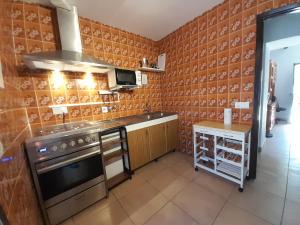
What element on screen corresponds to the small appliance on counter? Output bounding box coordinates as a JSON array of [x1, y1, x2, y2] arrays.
[[25, 121, 131, 225]]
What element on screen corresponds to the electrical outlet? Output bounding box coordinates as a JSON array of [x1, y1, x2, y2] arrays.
[[102, 106, 109, 113], [0, 58, 4, 89], [235, 102, 250, 109], [0, 141, 4, 157]]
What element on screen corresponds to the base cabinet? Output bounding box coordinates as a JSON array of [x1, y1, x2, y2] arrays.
[[127, 128, 150, 170], [127, 119, 178, 170], [149, 123, 167, 160], [166, 120, 178, 152]]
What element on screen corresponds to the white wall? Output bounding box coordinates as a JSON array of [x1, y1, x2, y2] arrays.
[[270, 45, 300, 121], [259, 12, 300, 148]]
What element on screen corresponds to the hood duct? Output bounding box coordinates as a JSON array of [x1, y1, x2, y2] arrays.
[[23, 4, 114, 73]]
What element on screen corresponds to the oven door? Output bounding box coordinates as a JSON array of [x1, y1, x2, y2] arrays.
[[36, 146, 105, 208]]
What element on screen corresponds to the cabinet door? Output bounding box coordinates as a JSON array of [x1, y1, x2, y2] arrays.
[[166, 120, 179, 152], [148, 123, 167, 160], [127, 128, 150, 170]]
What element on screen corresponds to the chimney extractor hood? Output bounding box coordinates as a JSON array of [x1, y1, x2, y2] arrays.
[[23, 4, 114, 73]]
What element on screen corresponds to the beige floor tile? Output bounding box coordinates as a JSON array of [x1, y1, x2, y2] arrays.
[[282, 199, 300, 225], [60, 218, 74, 225], [193, 170, 234, 199], [161, 176, 190, 200], [167, 160, 193, 176], [67, 193, 117, 225], [135, 161, 168, 181], [181, 167, 199, 181], [144, 202, 198, 225], [214, 203, 273, 225], [287, 170, 300, 186], [159, 152, 184, 166], [229, 186, 284, 225], [73, 201, 131, 225], [173, 182, 226, 225], [286, 185, 300, 204], [247, 170, 287, 198], [148, 169, 178, 190], [112, 174, 147, 199], [129, 193, 167, 225], [118, 182, 167, 221]]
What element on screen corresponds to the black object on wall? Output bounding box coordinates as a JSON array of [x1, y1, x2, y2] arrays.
[[0, 205, 9, 225]]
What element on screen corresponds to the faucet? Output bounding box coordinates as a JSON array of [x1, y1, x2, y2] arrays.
[[144, 102, 151, 114]]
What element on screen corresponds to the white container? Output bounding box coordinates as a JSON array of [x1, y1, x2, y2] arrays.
[[224, 108, 232, 125]]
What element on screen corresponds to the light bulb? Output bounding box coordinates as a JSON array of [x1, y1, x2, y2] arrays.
[[84, 72, 96, 89], [51, 69, 65, 89]]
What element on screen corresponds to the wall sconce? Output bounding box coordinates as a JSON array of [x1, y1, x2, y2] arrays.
[[51, 69, 65, 89]]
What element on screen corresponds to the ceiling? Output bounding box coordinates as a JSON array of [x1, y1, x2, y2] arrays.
[[267, 36, 300, 51], [26, 0, 223, 41]]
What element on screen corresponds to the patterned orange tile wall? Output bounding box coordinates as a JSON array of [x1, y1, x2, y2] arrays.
[[1, 1, 300, 224], [0, 0, 43, 224], [13, 2, 162, 128], [158, 0, 299, 153]]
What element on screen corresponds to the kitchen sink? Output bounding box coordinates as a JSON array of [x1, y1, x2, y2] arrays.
[[138, 112, 165, 120]]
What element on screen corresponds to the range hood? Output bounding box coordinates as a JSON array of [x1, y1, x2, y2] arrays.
[[23, 2, 114, 73]]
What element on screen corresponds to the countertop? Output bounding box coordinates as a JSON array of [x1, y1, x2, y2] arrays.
[[26, 112, 177, 144], [193, 121, 252, 134]]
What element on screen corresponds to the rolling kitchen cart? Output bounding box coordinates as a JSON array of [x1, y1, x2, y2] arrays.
[[193, 121, 251, 192]]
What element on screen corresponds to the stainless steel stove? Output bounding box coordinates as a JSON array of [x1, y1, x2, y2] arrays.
[[25, 122, 111, 225]]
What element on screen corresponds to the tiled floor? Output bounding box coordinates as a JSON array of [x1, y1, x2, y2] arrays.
[[62, 123, 300, 225]]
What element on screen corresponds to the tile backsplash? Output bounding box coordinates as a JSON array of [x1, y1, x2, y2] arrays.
[[13, 2, 162, 128], [0, 0, 43, 224], [1, 0, 299, 224], [158, 0, 299, 153]]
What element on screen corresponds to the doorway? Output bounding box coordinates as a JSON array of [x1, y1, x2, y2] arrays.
[[291, 64, 300, 124], [250, 2, 300, 178]]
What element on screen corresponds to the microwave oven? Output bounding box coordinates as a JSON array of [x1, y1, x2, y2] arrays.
[[108, 68, 140, 91]]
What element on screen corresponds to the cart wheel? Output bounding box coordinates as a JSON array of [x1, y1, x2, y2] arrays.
[[246, 176, 250, 180], [194, 167, 199, 171], [238, 187, 244, 192]]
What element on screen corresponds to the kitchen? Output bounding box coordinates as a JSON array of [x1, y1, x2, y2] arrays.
[[1, 0, 299, 225]]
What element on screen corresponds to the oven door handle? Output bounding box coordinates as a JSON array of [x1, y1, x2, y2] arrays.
[[36, 151, 100, 175]]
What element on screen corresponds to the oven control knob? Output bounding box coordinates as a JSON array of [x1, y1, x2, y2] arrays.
[[61, 143, 67, 150], [78, 138, 84, 144], [51, 145, 58, 152], [69, 140, 76, 147], [85, 136, 91, 143]]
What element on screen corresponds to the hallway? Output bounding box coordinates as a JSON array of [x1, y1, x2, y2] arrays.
[[256, 123, 300, 225]]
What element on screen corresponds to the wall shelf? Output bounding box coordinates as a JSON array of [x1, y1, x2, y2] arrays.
[[138, 67, 165, 73]]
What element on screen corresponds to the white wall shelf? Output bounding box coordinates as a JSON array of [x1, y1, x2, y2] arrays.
[[138, 67, 165, 73]]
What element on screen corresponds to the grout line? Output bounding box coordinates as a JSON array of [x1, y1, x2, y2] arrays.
[[112, 192, 136, 225], [280, 143, 291, 225], [211, 193, 229, 225], [171, 199, 202, 225]]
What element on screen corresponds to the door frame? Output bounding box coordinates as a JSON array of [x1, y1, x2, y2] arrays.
[[290, 63, 300, 122], [250, 2, 300, 179]]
